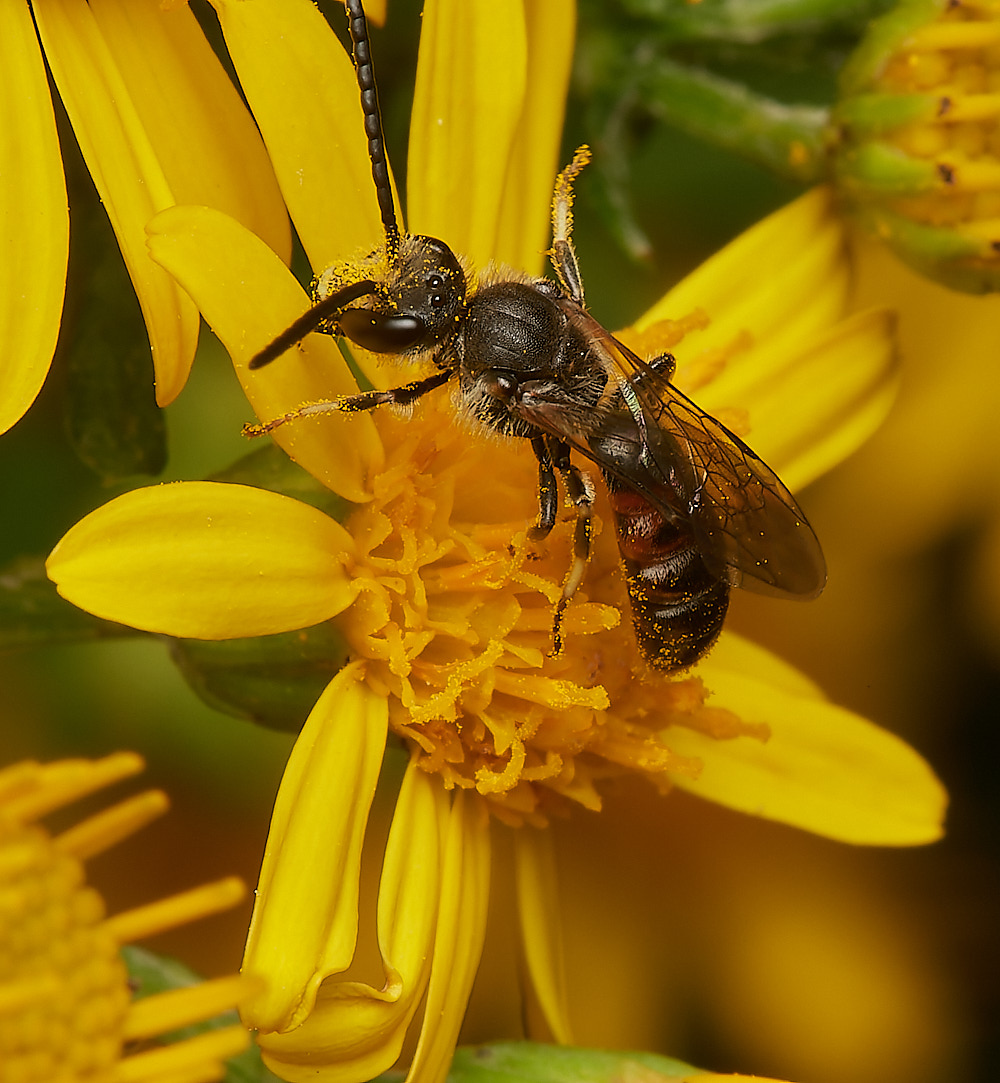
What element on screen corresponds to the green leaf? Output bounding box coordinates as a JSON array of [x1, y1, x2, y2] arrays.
[[170, 622, 350, 733], [212, 441, 353, 522], [0, 555, 134, 649], [376, 1043, 702, 1083], [60, 127, 167, 482], [124, 943, 208, 1001]]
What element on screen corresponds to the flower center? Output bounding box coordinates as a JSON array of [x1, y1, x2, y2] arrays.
[[0, 813, 128, 1078], [337, 398, 750, 826], [0, 755, 248, 1080]]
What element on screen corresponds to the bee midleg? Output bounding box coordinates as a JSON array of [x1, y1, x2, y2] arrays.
[[243, 369, 452, 437], [527, 435, 559, 542], [547, 437, 595, 658]]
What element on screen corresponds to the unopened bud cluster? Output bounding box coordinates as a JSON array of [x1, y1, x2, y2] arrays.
[[832, 0, 1000, 291]]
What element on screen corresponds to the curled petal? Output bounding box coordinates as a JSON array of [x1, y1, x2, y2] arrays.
[[257, 760, 449, 1083], [407, 791, 492, 1083], [514, 827, 573, 1044], [148, 204, 384, 502], [0, 3, 68, 434], [672, 635, 948, 846], [244, 666, 388, 1035], [46, 481, 356, 639], [377, 760, 451, 990]]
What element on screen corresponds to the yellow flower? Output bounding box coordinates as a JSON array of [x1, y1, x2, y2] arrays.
[[44, 1, 945, 1081], [0, 0, 290, 433], [0, 751, 249, 1080]]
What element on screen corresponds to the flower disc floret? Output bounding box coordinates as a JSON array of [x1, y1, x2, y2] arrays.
[[338, 402, 714, 826]]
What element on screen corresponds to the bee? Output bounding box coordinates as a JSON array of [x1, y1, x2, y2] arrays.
[[246, 0, 827, 673]]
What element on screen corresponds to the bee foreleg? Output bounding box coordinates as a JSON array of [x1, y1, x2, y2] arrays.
[[548, 439, 595, 658], [242, 370, 451, 437]]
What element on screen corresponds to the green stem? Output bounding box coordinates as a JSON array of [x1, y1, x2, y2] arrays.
[[640, 59, 830, 183], [623, 0, 894, 43]]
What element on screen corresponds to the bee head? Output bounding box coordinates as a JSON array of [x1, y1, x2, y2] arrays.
[[337, 235, 467, 356]]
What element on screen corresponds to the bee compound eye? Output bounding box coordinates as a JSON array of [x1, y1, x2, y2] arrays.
[[338, 308, 426, 353]]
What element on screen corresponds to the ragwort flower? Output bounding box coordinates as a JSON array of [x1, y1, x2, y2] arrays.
[[0, 0, 290, 433], [0, 751, 249, 1080], [45, 1, 945, 1080]]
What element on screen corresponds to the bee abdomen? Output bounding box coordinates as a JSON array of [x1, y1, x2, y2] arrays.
[[607, 481, 729, 672]]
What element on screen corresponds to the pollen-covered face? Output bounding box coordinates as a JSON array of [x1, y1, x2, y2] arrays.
[[331, 234, 468, 356]]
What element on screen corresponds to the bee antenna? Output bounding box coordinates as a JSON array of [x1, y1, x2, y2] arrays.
[[248, 279, 378, 369], [345, 0, 400, 258]]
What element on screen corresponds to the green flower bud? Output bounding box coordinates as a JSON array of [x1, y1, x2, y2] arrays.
[[831, 0, 1000, 292]]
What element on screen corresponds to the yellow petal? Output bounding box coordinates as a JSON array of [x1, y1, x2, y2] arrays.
[[209, 0, 388, 274], [641, 187, 849, 366], [704, 307, 900, 492], [46, 481, 356, 638], [408, 0, 528, 270], [700, 634, 824, 699], [148, 204, 384, 502], [243, 666, 388, 1034], [89, 0, 290, 264], [513, 828, 573, 1044], [31, 0, 200, 406], [257, 761, 449, 1083], [825, 235, 1000, 553], [377, 760, 450, 989], [0, 3, 68, 434], [667, 634, 948, 845], [407, 791, 492, 1083], [494, 0, 576, 273]]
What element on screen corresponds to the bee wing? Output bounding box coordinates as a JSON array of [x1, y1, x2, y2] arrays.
[[565, 314, 826, 599]]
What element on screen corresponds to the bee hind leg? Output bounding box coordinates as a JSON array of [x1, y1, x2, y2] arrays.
[[547, 438, 594, 659]]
